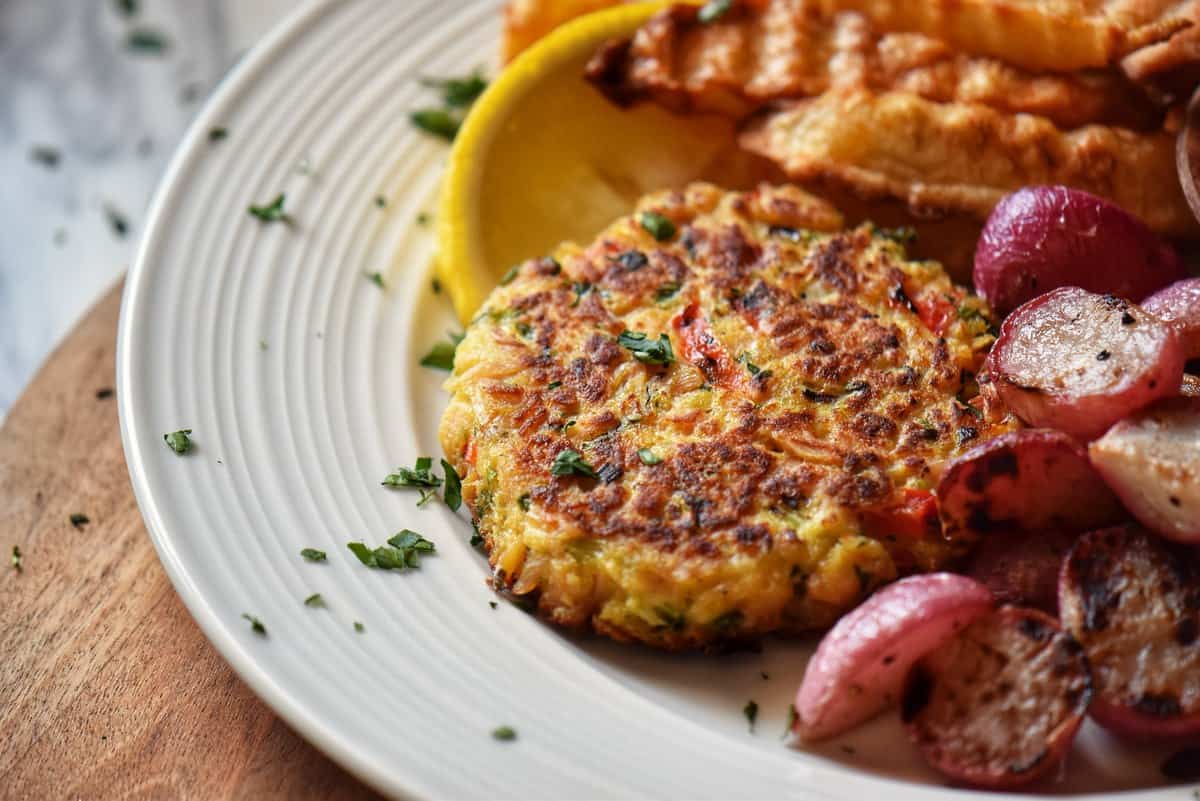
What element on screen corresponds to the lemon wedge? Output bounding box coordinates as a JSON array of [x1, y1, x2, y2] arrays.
[[436, 1, 753, 323]]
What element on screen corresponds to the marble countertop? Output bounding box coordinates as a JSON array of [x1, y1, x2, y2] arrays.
[[1, 0, 302, 421]]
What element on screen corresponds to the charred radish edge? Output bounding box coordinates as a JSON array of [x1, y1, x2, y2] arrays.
[[902, 606, 1092, 789], [1089, 398, 1200, 543], [986, 287, 1186, 440], [1059, 526, 1200, 737], [937, 428, 1123, 540], [794, 573, 994, 741], [963, 528, 1078, 613], [1176, 86, 1200, 228]]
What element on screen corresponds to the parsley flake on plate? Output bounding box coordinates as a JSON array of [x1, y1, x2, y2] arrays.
[[411, 109, 460, 142], [163, 429, 192, 455], [743, 700, 758, 731], [347, 530, 435, 570], [421, 71, 488, 107], [208, 127, 228, 142], [617, 331, 674, 366], [303, 593, 325, 608], [491, 725, 517, 741], [638, 211, 676, 241], [354, 621, 365, 633], [11, 545, 22, 572], [29, 145, 60, 169], [248, 194, 291, 224], [382, 456, 442, 490], [366, 271, 386, 289], [125, 28, 169, 54], [420, 333, 464, 371], [242, 613, 266, 635], [550, 449, 599, 479], [300, 548, 327, 562], [69, 513, 90, 529]]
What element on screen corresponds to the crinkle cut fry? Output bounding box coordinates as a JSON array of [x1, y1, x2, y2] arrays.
[[811, 0, 1193, 72], [738, 88, 1197, 237], [586, 0, 1162, 129]]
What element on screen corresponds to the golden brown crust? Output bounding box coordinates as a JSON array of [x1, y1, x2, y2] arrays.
[[440, 184, 1018, 649], [738, 88, 1197, 237], [587, 1, 1162, 130]]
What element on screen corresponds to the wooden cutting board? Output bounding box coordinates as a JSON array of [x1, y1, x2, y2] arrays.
[[0, 284, 382, 801]]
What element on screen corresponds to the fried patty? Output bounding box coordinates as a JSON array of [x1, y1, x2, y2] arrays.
[[439, 183, 1016, 649]]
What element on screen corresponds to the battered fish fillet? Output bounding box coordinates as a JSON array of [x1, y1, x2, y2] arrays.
[[439, 183, 1017, 650], [811, 0, 1194, 71], [739, 88, 1197, 237], [587, 1, 1161, 129]]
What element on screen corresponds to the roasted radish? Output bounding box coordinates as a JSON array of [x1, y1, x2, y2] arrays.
[[964, 528, 1079, 613], [1089, 399, 1200, 543], [974, 187, 1184, 315], [902, 606, 1092, 789], [1059, 526, 1200, 737], [1142, 278, 1200, 359], [938, 429, 1123, 539], [794, 574, 993, 741], [987, 287, 1186, 439]]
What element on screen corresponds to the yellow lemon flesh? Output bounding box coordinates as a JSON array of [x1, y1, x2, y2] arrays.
[[436, 1, 762, 323]]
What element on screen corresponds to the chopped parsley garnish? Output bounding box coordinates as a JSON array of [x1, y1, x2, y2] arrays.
[[738, 353, 763, 376], [303, 593, 325, 607], [783, 703, 797, 737], [422, 71, 488, 107], [957, 305, 982, 322], [300, 548, 327, 562], [116, 0, 138, 17], [420, 333, 463, 371], [491, 725, 517, 741], [570, 281, 592, 307], [547, 381, 562, 390], [69, 513, 90, 529], [499, 265, 520, 285], [347, 530, 435, 570], [489, 601, 499, 609], [518, 493, 532, 511], [163, 429, 192, 455], [104, 204, 129, 238], [354, 621, 365, 633], [637, 448, 662, 465], [698, 0, 733, 24], [248, 194, 290, 224], [411, 109, 460, 141], [242, 613, 266, 635], [551, 449, 599, 479], [743, 700, 759, 731], [612, 250, 648, 271], [638, 211, 676, 241], [11, 545, 22, 572], [655, 281, 682, 303], [96, 388, 114, 399], [383, 456, 443, 490], [30, 145, 60, 169], [126, 28, 169, 54], [208, 127, 228, 142], [374, 195, 387, 209], [366, 271, 385, 289], [441, 459, 463, 511], [617, 331, 675, 366]]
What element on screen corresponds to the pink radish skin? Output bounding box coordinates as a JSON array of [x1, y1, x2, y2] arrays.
[[1059, 526, 1200, 737], [974, 186, 1184, 315], [937, 428, 1124, 540], [1142, 278, 1200, 358], [1089, 398, 1200, 543], [794, 573, 994, 741], [902, 606, 1092, 789], [987, 287, 1186, 440], [964, 528, 1080, 613]]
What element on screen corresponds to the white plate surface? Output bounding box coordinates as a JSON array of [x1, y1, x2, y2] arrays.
[[117, 1, 1194, 798]]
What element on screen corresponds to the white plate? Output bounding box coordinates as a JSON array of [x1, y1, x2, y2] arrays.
[[117, 1, 1192, 798]]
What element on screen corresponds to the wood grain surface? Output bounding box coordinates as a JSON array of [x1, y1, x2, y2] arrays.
[[0, 284, 382, 801]]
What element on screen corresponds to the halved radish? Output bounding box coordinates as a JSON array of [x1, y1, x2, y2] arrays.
[[975, 186, 1184, 315], [1089, 398, 1200, 543], [902, 606, 1092, 789], [1142, 278, 1200, 359], [937, 429, 1124, 540], [1059, 526, 1200, 737], [987, 287, 1186, 440], [794, 573, 993, 741], [964, 528, 1079, 613]]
